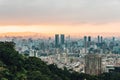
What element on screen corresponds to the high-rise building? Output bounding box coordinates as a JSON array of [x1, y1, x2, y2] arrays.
[[88, 36, 91, 42], [113, 37, 115, 42], [55, 34, 59, 48], [61, 34, 65, 45], [85, 54, 102, 75], [98, 35, 100, 43], [88, 36, 91, 47], [101, 36, 103, 43], [84, 36, 87, 53]]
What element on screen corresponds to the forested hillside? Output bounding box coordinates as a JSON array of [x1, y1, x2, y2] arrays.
[[0, 42, 120, 80]]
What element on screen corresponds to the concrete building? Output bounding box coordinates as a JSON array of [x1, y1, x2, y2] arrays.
[[101, 36, 103, 43], [55, 34, 59, 48], [88, 36, 91, 47], [98, 35, 100, 44], [85, 54, 102, 75], [60, 34, 65, 45], [84, 36, 87, 54]]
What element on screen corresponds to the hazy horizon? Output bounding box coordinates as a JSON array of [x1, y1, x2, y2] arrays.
[[0, 32, 120, 38]]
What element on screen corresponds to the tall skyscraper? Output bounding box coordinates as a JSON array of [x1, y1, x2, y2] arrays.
[[88, 36, 91, 42], [113, 37, 115, 42], [85, 54, 102, 75], [98, 35, 100, 43], [101, 36, 103, 43], [88, 36, 91, 47], [55, 34, 59, 48], [84, 36, 87, 53], [61, 34, 65, 45]]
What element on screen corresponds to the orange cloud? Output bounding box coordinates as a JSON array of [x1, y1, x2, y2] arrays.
[[0, 22, 120, 37]]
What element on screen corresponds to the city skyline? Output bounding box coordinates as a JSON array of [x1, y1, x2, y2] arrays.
[[0, 0, 120, 37]]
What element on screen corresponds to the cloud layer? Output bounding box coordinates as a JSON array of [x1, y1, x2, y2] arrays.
[[0, 0, 120, 25]]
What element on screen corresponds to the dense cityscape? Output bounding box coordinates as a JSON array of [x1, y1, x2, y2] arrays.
[[1, 34, 120, 76], [1, 0, 120, 79]]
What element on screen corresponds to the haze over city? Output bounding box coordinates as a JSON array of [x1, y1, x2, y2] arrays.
[[0, 0, 120, 37], [1, 0, 120, 79]]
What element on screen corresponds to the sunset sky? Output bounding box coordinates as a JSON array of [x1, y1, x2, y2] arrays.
[[0, 0, 120, 36]]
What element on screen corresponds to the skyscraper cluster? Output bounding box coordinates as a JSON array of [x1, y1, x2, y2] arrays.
[[84, 36, 92, 53], [6, 34, 120, 75], [55, 34, 65, 48]]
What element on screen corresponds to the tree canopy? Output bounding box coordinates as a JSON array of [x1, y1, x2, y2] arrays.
[[0, 42, 120, 80]]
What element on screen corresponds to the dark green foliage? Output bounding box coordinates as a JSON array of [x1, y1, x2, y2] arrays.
[[24, 57, 51, 75], [0, 42, 120, 80], [98, 72, 120, 80], [48, 64, 70, 80]]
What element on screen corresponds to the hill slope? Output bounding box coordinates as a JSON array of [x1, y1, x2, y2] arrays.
[[0, 42, 120, 80]]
